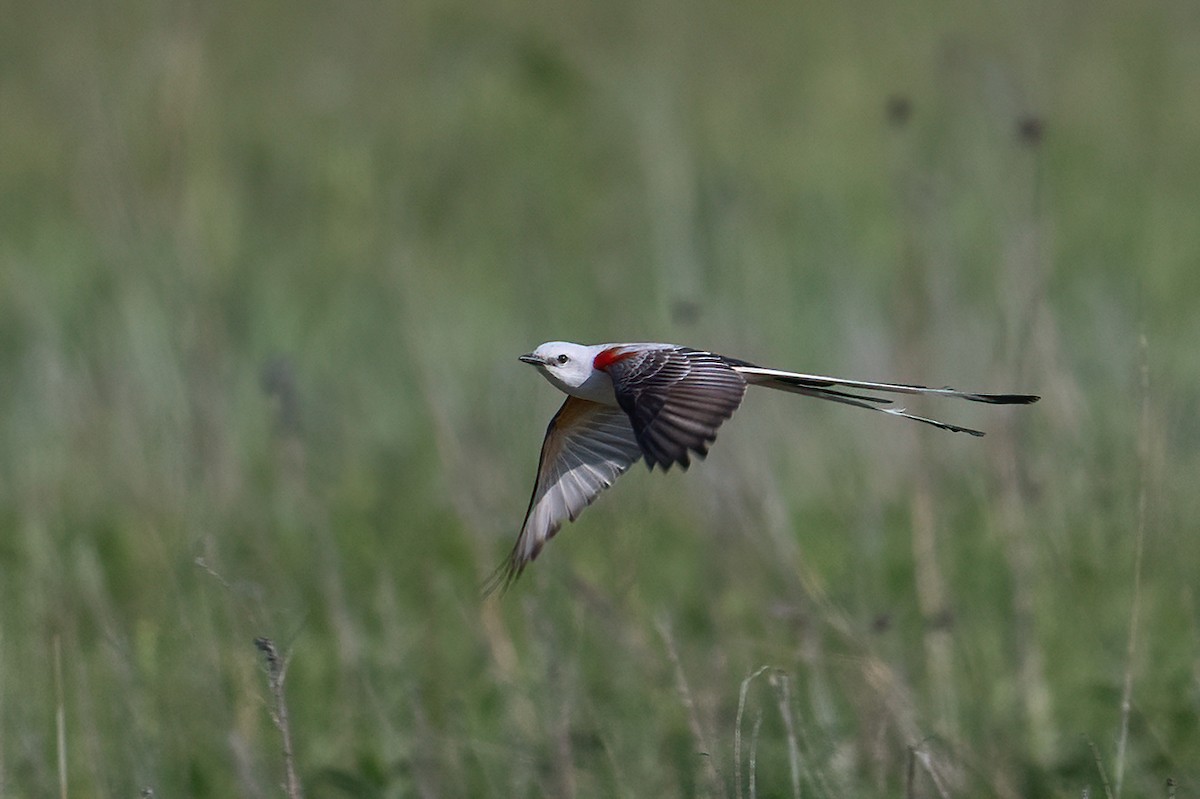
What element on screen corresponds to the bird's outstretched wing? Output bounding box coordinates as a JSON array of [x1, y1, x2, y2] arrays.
[[602, 347, 748, 470], [484, 396, 643, 595], [730, 363, 1039, 437]]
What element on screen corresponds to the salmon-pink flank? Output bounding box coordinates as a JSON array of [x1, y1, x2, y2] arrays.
[[593, 346, 637, 371]]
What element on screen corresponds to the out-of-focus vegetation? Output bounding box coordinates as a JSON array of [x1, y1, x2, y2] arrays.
[[2, 0, 1198, 796]]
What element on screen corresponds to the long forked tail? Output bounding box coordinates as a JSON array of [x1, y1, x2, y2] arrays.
[[731, 365, 1039, 437]]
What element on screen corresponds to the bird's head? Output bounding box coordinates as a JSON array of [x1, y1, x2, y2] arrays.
[[519, 341, 600, 392]]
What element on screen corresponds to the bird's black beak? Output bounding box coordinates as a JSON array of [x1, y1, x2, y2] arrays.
[[518, 353, 544, 365]]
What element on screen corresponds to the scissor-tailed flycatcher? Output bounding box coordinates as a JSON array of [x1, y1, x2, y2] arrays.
[[486, 341, 1038, 593]]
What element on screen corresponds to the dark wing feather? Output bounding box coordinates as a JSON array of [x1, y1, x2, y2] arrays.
[[603, 347, 747, 471]]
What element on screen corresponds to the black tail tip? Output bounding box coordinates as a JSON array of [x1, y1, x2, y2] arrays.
[[975, 393, 1040, 405]]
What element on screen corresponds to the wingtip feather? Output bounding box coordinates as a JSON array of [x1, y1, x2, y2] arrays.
[[480, 561, 516, 599]]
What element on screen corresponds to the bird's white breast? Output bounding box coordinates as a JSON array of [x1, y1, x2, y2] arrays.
[[543, 365, 618, 405]]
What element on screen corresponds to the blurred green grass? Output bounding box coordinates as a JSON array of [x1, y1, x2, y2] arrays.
[[2, 0, 1199, 796]]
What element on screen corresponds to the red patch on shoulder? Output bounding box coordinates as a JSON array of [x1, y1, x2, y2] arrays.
[[593, 346, 637, 371]]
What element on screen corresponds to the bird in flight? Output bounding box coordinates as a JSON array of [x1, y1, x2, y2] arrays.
[[486, 341, 1038, 593]]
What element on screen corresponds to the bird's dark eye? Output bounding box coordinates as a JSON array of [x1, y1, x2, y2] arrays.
[[556, 354, 569, 364]]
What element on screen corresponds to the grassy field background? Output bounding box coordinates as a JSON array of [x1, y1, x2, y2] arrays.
[[3, 0, 1199, 796]]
